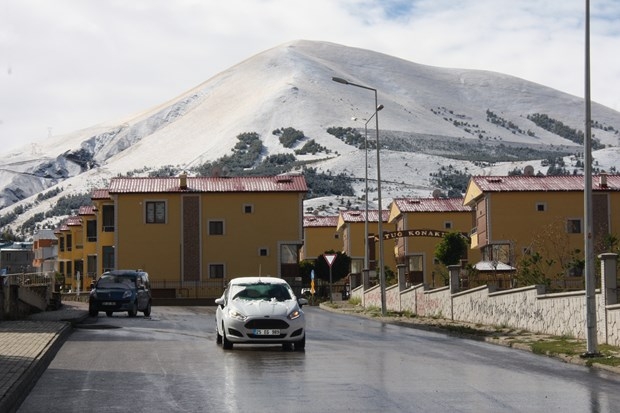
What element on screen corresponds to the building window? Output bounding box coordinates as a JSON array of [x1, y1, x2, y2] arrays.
[[209, 220, 224, 235], [86, 220, 97, 242], [350, 258, 363, 274], [243, 204, 254, 214], [567, 219, 582, 234], [66, 234, 72, 252], [102, 205, 115, 232], [59, 237, 65, 252], [87, 255, 97, 278], [146, 201, 166, 224], [334, 233, 340, 239], [536, 203, 546, 212], [209, 264, 224, 279], [444, 221, 453, 230], [259, 248, 268, 257], [102, 246, 115, 272]]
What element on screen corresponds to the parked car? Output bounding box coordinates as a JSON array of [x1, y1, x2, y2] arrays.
[[215, 277, 308, 350], [88, 270, 152, 317]]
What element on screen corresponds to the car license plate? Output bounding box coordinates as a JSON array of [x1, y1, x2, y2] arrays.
[[253, 329, 280, 336], [102, 302, 115, 306]]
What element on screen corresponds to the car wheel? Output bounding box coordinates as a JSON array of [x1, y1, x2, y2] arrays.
[[106, 311, 113, 317], [128, 301, 138, 317], [222, 326, 233, 350], [143, 302, 151, 317], [294, 336, 306, 351], [88, 303, 98, 317], [216, 328, 222, 344]]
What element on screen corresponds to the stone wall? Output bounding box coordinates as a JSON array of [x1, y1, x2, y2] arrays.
[[359, 254, 620, 346]]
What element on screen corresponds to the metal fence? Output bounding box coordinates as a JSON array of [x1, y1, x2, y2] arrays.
[[1, 271, 54, 287]]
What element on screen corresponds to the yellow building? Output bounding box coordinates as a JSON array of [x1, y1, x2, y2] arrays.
[[91, 188, 116, 275], [388, 197, 480, 288], [55, 215, 83, 291], [98, 174, 307, 298], [464, 174, 620, 281], [78, 205, 98, 287], [336, 209, 396, 285], [301, 215, 341, 261]]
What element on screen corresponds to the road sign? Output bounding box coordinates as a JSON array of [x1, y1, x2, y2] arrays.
[[324, 254, 336, 267]]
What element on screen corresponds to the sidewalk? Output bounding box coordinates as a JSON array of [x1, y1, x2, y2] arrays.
[[0, 301, 89, 413]]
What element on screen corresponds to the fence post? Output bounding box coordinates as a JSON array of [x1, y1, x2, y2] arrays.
[[448, 265, 461, 294], [599, 253, 618, 306]]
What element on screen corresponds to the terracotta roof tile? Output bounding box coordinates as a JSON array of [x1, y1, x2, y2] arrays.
[[91, 189, 110, 200], [78, 205, 96, 216], [108, 175, 308, 194], [304, 215, 339, 227], [471, 174, 620, 192], [340, 209, 388, 223], [392, 197, 471, 212]]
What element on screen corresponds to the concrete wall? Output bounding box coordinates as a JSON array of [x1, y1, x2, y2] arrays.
[[359, 255, 620, 346]]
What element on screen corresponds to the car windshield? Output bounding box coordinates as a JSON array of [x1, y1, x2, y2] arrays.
[[97, 275, 136, 289], [231, 283, 292, 301]]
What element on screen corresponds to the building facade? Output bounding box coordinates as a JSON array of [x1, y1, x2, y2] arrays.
[[388, 197, 480, 288]]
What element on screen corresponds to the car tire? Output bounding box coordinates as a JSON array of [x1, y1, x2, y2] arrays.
[[294, 336, 306, 351], [106, 311, 113, 317], [88, 303, 98, 317], [128, 301, 138, 317], [222, 326, 233, 350], [216, 329, 223, 344], [143, 301, 151, 317]]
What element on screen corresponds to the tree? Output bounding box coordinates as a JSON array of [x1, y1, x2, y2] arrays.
[[312, 250, 351, 283], [434, 232, 468, 266]]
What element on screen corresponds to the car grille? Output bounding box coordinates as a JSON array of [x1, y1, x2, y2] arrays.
[[245, 319, 289, 329]]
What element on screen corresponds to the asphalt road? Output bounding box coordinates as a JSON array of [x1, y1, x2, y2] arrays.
[[18, 306, 620, 412]]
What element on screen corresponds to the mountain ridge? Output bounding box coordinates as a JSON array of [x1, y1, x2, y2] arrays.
[[1, 39, 619, 237]]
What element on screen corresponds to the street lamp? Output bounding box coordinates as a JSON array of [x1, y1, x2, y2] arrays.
[[352, 104, 384, 274], [332, 76, 387, 316]]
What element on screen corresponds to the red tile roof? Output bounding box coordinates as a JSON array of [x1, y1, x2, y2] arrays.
[[66, 216, 82, 226], [471, 174, 620, 192], [78, 205, 96, 215], [304, 215, 339, 227], [108, 175, 308, 194], [392, 198, 471, 212], [339, 209, 388, 223], [91, 189, 110, 200]]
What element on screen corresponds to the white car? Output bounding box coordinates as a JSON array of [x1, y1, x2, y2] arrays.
[[215, 277, 308, 351]]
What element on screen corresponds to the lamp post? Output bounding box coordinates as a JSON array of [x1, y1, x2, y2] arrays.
[[352, 104, 384, 274], [332, 76, 386, 316]]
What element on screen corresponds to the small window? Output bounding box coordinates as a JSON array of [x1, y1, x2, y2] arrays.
[[567, 219, 582, 234], [243, 204, 254, 214], [259, 248, 268, 257], [536, 203, 546, 212], [334, 233, 340, 239], [146, 201, 166, 224], [209, 220, 224, 235], [444, 221, 453, 230], [209, 264, 224, 279]]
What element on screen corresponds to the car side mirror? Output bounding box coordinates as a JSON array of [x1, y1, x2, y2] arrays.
[[298, 298, 309, 307], [215, 297, 225, 307]]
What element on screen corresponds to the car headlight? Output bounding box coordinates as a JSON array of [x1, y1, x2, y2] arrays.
[[288, 309, 302, 320], [227, 308, 247, 321], [122, 290, 133, 299]]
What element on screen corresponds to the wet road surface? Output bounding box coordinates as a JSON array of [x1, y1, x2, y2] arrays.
[[18, 306, 620, 412]]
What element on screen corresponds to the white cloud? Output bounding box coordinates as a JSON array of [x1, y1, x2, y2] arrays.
[[0, 0, 618, 152]]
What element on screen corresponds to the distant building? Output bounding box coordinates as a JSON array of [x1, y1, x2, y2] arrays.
[[32, 229, 58, 275], [0, 242, 34, 274]]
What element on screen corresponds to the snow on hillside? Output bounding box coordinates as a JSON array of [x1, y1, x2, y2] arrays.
[[1, 40, 620, 233]]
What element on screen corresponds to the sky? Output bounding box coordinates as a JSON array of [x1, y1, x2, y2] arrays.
[[1, 0, 619, 153]]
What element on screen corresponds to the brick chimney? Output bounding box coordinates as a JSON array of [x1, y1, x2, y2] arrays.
[[180, 173, 188, 190]]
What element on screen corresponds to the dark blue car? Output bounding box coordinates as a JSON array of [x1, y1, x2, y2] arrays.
[[88, 270, 152, 317]]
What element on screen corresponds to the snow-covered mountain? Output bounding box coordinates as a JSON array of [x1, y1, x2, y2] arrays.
[[1, 40, 620, 235]]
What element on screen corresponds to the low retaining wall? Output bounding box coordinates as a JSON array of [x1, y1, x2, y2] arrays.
[[359, 254, 620, 346]]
